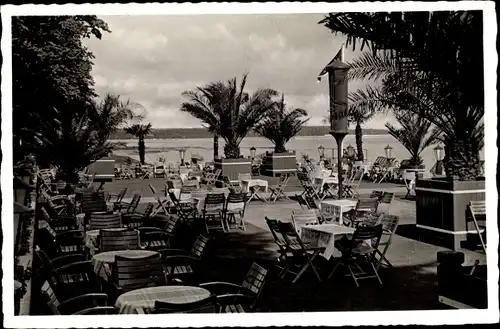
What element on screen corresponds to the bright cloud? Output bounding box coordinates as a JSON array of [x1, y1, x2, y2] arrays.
[[84, 14, 386, 129]]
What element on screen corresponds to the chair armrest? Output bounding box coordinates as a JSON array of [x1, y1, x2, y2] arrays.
[[199, 282, 242, 295], [58, 293, 108, 314], [51, 254, 86, 268], [157, 248, 189, 257], [216, 293, 255, 307], [56, 260, 93, 273], [73, 306, 118, 315]]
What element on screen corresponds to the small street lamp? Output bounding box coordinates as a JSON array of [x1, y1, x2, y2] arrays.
[[318, 145, 325, 160], [384, 144, 393, 158], [346, 144, 355, 158], [250, 146, 256, 160], [179, 148, 186, 166], [433, 144, 444, 176]]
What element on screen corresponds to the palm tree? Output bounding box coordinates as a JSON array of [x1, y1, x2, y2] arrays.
[[320, 11, 484, 180], [181, 73, 278, 159], [386, 111, 441, 167], [124, 123, 153, 165], [254, 93, 309, 153], [346, 91, 378, 162], [180, 82, 225, 160]]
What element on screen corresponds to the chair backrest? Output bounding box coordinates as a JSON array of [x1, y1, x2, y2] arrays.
[[41, 280, 61, 315], [204, 193, 226, 208], [291, 209, 319, 232], [225, 192, 245, 212], [350, 169, 364, 187], [351, 224, 383, 248], [125, 194, 142, 213], [356, 197, 379, 213], [380, 192, 394, 204], [89, 212, 122, 230], [143, 203, 155, 219], [240, 262, 268, 300], [163, 215, 179, 235], [100, 228, 139, 252], [117, 187, 128, 203], [190, 235, 210, 258], [376, 192, 394, 214], [114, 253, 164, 292], [153, 296, 216, 314], [265, 217, 287, 248], [379, 214, 400, 235], [279, 221, 310, 251], [81, 191, 107, 213]]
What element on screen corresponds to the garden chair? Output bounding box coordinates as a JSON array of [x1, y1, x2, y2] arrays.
[[161, 235, 210, 285], [138, 217, 178, 251], [268, 174, 290, 202], [122, 202, 154, 228], [223, 192, 247, 231], [89, 212, 122, 230], [99, 228, 140, 252], [205, 169, 222, 186], [376, 192, 395, 215], [328, 224, 384, 287], [113, 253, 166, 295], [467, 200, 487, 254], [149, 184, 170, 216], [40, 207, 78, 233], [368, 156, 386, 182], [345, 197, 380, 228], [221, 175, 242, 193], [152, 296, 217, 314], [40, 280, 116, 315], [279, 221, 325, 283], [404, 178, 416, 199], [37, 222, 85, 259], [375, 214, 400, 270], [200, 262, 268, 313], [344, 169, 364, 199], [35, 248, 99, 296], [375, 158, 395, 183], [202, 193, 226, 233], [291, 209, 319, 234], [116, 193, 142, 214], [168, 191, 196, 222], [108, 187, 127, 207], [265, 217, 292, 279]]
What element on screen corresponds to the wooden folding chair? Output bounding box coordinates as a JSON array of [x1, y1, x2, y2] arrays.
[[268, 174, 290, 202], [122, 202, 154, 228], [376, 192, 395, 215], [291, 209, 319, 234], [110, 188, 128, 209], [205, 169, 222, 186], [279, 221, 325, 283], [265, 217, 292, 279], [149, 184, 170, 216], [117, 193, 142, 214], [328, 224, 384, 287], [202, 193, 226, 233], [224, 193, 247, 231], [168, 191, 196, 222], [89, 213, 122, 230], [468, 201, 487, 254], [345, 197, 380, 228], [375, 214, 400, 269], [344, 169, 364, 199], [113, 253, 166, 294], [404, 178, 416, 199]]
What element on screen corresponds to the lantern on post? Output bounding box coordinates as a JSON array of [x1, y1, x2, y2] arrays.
[[317, 145, 325, 160], [179, 148, 186, 166], [384, 145, 393, 158], [346, 144, 356, 158], [320, 46, 350, 199], [250, 146, 256, 160], [433, 144, 444, 176]]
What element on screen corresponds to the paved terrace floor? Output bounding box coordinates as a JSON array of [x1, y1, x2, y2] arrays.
[[100, 178, 486, 312]]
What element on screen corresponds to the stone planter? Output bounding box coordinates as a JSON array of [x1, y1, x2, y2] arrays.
[[260, 152, 297, 177], [214, 157, 251, 182], [415, 178, 485, 250]]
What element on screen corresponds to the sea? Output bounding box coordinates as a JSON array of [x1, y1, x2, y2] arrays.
[[111, 134, 485, 178]]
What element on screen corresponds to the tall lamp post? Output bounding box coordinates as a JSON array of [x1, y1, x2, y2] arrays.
[[179, 148, 186, 167], [250, 146, 256, 161], [318, 145, 325, 161], [433, 144, 444, 176], [327, 56, 350, 199]]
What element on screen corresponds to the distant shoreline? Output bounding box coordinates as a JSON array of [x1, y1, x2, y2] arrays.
[[111, 126, 389, 140]]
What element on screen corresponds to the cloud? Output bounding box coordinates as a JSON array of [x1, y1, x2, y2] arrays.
[[85, 14, 386, 129]]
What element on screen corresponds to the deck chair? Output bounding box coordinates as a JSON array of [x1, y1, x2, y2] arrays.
[[279, 221, 325, 283], [328, 224, 384, 287], [268, 174, 290, 202], [375, 214, 400, 270], [153, 296, 217, 314], [149, 184, 170, 216], [200, 262, 268, 313], [99, 228, 140, 252], [291, 209, 320, 234], [468, 201, 487, 254]]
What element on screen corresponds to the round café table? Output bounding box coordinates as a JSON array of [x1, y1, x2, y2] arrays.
[[91, 249, 158, 280], [115, 286, 211, 314]]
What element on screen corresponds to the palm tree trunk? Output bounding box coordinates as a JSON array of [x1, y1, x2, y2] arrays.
[[355, 122, 364, 162], [213, 134, 219, 160], [138, 137, 145, 165], [444, 139, 481, 180], [224, 142, 240, 159]]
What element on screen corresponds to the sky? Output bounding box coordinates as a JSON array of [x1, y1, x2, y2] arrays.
[[84, 14, 395, 129]]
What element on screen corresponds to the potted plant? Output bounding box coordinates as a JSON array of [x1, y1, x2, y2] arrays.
[[321, 11, 484, 250], [181, 73, 277, 181], [254, 93, 309, 177]]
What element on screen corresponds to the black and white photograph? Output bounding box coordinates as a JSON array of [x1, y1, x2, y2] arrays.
[[1, 2, 498, 327]]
